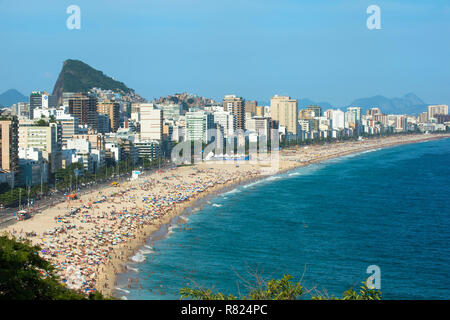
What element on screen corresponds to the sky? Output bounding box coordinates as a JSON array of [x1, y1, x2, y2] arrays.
[[0, 0, 449, 106]]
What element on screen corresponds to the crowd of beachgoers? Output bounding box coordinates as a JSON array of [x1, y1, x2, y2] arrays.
[[5, 165, 260, 294], [3, 133, 449, 296]]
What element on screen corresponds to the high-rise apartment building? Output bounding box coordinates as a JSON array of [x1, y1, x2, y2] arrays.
[[346, 107, 362, 124], [0, 116, 19, 173], [68, 93, 98, 131], [428, 105, 448, 120], [270, 95, 298, 135], [246, 116, 270, 138], [245, 100, 258, 115], [213, 111, 236, 139], [223, 95, 245, 130], [140, 104, 163, 141], [97, 99, 120, 132], [11, 102, 31, 119], [18, 121, 61, 173], [30, 91, 58, 110], [185, 111, 215, 143], [325, 109, 345, 130], [56, 114, 79, 148], [387, 115, 408, 132]]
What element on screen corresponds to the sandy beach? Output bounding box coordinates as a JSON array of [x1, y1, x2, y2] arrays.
[[2, 133, 449, 297]]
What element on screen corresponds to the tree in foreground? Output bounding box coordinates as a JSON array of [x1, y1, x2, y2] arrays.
[[180, 272, 382, 300], [0, 235, 107, 300]]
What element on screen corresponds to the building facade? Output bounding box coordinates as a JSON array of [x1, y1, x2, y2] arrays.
[[270, 95, 298, 135]]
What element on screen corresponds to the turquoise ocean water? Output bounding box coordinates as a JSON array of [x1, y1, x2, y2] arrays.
[[116, 138, 450, 300]]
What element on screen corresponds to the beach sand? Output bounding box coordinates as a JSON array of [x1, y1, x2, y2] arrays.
[[2, 133, 449, 297]]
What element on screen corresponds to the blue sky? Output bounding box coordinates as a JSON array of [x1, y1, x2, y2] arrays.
[[0, 0, 449, 106]]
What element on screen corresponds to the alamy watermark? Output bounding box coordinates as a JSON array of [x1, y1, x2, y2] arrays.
[[366, 5, 381, 30], [366, 265, 381, 289], [66, 5, 81, 30]]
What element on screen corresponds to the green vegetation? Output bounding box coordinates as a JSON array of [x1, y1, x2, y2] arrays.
[[0, 156, 163, 207], [0, 183, 49, 207], [56, 59, 133, 95], [34, 119, 48, 126], [180, 274, 381, 300], [49, 115, 56, 123], [0, 235, 107, 300]]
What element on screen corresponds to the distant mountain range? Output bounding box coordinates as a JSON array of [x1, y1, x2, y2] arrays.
[[0, 89, 28, 107], [295, 93, 429, 115], [52, 59, 134, 105], [347, 93, 428, 115]]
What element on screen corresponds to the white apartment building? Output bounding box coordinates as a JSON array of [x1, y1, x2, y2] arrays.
[[140, 103, 163, 141], [213, 111, 235, 138], [185, 111, 214, 143], [246, 116, 270, 138]]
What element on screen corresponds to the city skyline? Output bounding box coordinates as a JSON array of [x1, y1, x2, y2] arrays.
[[1, 0, 449, 107]]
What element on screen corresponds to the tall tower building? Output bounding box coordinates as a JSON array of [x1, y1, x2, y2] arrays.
[[185, 111, 215, 143], [325, 109, 345, 130], [68, 93, 98, 131], [245, 100, 258, 116], [0, 116, 19, 173], [18, 121, 61, 173], [428, 105, 448, 120], [30, 91, 57, 110], [347, 107, 362, 122], [270, 95, 298, 135], [223, 95, 245, 130], [140, 104, 163, 141], [97, 99, 120, 132], [213, 111, 236, 139]]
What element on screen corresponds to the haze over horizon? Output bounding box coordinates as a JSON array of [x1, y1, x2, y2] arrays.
[[1, 0, 449, 106]]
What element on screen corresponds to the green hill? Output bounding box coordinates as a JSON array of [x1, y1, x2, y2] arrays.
[[52, 59, 133, 104]]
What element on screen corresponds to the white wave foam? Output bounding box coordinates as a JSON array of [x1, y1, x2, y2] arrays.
[[115, 287, 130, 294], [126, 265, 139, 272], [131, 252, 146, 263], [212, 203, 222, 207], [224, 188, 241, 195], [243, 180, 265, 188], [141, 244, 155, 254], [179, 216, 189, 222], [265, 175, 282, 181]]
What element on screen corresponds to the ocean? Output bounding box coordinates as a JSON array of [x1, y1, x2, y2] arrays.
[[116, 138, 450, 300]]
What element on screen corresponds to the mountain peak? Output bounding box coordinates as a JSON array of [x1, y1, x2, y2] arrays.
[[52, 59, 134, 105], [0, 89, 28, 107], [402, 92, 425, 105]]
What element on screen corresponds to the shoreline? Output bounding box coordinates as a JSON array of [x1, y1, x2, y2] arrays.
[[108, 133, 450, 298], [2, 133, 449, 298]]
